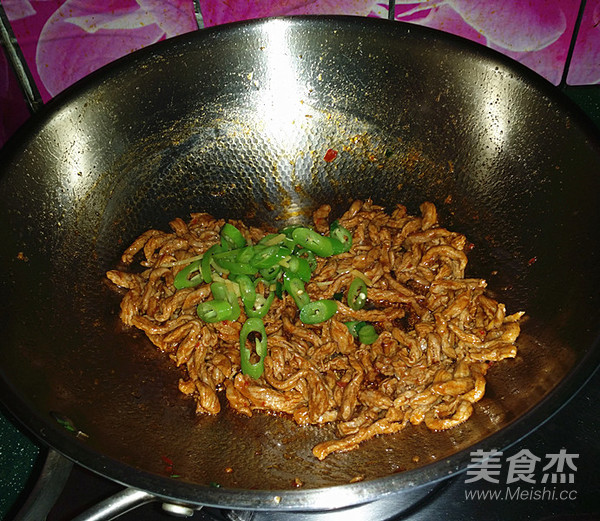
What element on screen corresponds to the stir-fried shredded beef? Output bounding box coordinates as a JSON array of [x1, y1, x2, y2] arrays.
[[107, 201, 523, 459]]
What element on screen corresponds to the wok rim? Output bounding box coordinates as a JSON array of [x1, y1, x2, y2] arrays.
[[1, 15, 600, 510]]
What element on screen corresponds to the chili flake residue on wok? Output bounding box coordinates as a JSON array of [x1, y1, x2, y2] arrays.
[[106, 200, 523, 460]]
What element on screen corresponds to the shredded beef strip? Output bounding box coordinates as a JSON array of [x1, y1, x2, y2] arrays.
[[106, 200, 523, 460]]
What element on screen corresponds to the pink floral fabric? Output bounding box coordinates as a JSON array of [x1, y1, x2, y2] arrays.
[[0, 0, 598, 148], [198, 0, 375, 26], [568, 0, 600, 85], [3, 0, 197, 101], [199, 0, 591, 86], [370, 0, 582, 86]]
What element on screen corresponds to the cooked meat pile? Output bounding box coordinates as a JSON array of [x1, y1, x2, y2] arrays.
[[106, 200, 523, 460]]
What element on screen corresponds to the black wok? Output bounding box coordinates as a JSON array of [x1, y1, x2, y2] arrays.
[[1, 16, 599, 513]]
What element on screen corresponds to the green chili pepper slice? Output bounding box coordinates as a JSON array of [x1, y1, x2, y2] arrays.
[[275, 228, 298, 250], [213, 258, 256, 276], [236, 245, 257, 264], [344, 320, 367, 337], [239, 317, 268, 379], [283, 275, 311, 309], [251, 245, 291, 269], [330, 238, 346, 255], [358, 323, 378, 345], [210, 281, 229, 301], [299, 250, 318, 271], [299, 299, 338, 324], [258, 233, 288, 247], [220, 223, 246, 250], [282, 236, 297, 250], [246, 291, 275, 318], [348, 277, 368, 310], [258, 233, 280, 244], [330, 220, 353, 253], [286, 255, 312, 283], [259, 264, 282, 281], [291, 228, 334, 257], [197, 300, 234, 323], [275, 280, 284, 299], [201, 244, 223, 283], [211, 282, 241, 321], [212, 248, 241, 262], [173, 259, 203, 289], [281, 226, 300, 238], [235, 275, 256, 310]]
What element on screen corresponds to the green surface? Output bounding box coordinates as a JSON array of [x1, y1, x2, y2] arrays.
[[0, 411, 40, 519], [564, 86, 600, 130]]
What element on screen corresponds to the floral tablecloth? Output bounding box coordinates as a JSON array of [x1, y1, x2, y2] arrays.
[[1, 0, 599, 146]]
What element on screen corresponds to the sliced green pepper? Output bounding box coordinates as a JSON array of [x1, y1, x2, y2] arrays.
[[258, 233, 286, 246], [197, 300, 234, 323], [235, 274, 256, 310], [344, 320, 367, 337], [280, 225, 300, 238], [246, 291, 275, 318], [330, 220, 353, 253], [251, 245, 291, 269], [173, 259, 203, 289], [282, 235, 297, 250], [210, 281, 229, 301], [291, 228, 334, 257], [275, 279, 284, 299], [212, 248, 240, 262], [239, 317, 268, 379], [283, 275, 311, 309], [211, 282, 240, 321], [220, 223, 246, 250], [299, 299, 338, 324], [348, 277, 368, 310], [330, 239, 346, 255], [297, 249, 317, 271], [213, 258, 256, 276], [286, 255, 312, 283], [358, 323, 378, 345], [200, 244, 223, 283], [236, 245, 257, 265], [259, 264, 282, 281], [273, 228, 297, 250]]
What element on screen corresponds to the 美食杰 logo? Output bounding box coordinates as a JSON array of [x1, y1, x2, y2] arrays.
[[464, 448, 579, 501]]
